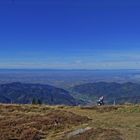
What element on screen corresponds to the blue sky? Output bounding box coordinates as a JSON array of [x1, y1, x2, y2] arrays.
[[0, 0, 140, 69]]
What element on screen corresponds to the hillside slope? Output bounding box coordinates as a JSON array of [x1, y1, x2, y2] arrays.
[[0, 104, 140, 140], [0, 82, 77, 105], [71, 82, 140, 104]]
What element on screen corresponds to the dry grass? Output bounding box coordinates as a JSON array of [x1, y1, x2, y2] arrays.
[[0, 104, 90, 140], [0, 104, 140, 140], [64, 128, 123, 140], [65, 105, 140, 140]]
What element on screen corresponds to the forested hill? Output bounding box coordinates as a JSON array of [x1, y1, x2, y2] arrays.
[[1, 82, 140, 105], [0, 82, 77, 105], [71, 82, 140, 104]]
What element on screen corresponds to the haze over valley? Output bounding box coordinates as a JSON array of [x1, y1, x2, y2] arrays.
[[0, 69, 140, 105], [1, 69, 140, 89]]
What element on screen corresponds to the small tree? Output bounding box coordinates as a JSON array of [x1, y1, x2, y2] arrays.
[[51, 94, 54, 103], [32, 98, 37, 105], [32, 98, 42, 105], [37, 99, 42, 105]]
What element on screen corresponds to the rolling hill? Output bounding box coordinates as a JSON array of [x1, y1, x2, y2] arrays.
[[0, 104, 140, 140], [71, 82, 140, 104], [1, 82, 140, 105], [0, 82, 77, 105]]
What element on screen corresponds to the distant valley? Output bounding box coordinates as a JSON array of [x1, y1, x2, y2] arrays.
[[0, 70, 140, 105], [0, 81, 140, 105], [1, 69, 140, 89]]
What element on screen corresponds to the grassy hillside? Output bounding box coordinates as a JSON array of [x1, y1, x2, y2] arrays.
[[0, 104, 140, 140]]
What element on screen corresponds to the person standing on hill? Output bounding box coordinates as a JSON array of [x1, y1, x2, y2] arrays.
[[97, 96, 104, 106]]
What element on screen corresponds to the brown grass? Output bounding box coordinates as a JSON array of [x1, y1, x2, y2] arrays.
[[66, 105, 140, 140], [0, 104, 90, 140], [0, 104, 140, 140], [64, 128, 123, 140], [80, 105, 120, 113]]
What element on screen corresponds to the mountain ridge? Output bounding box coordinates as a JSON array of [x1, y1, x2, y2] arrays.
[[71, 82, 140, 104], [0, 82, 77, 105]]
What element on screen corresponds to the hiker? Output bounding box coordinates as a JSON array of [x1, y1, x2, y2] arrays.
[[97, 96, 104, 106]]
